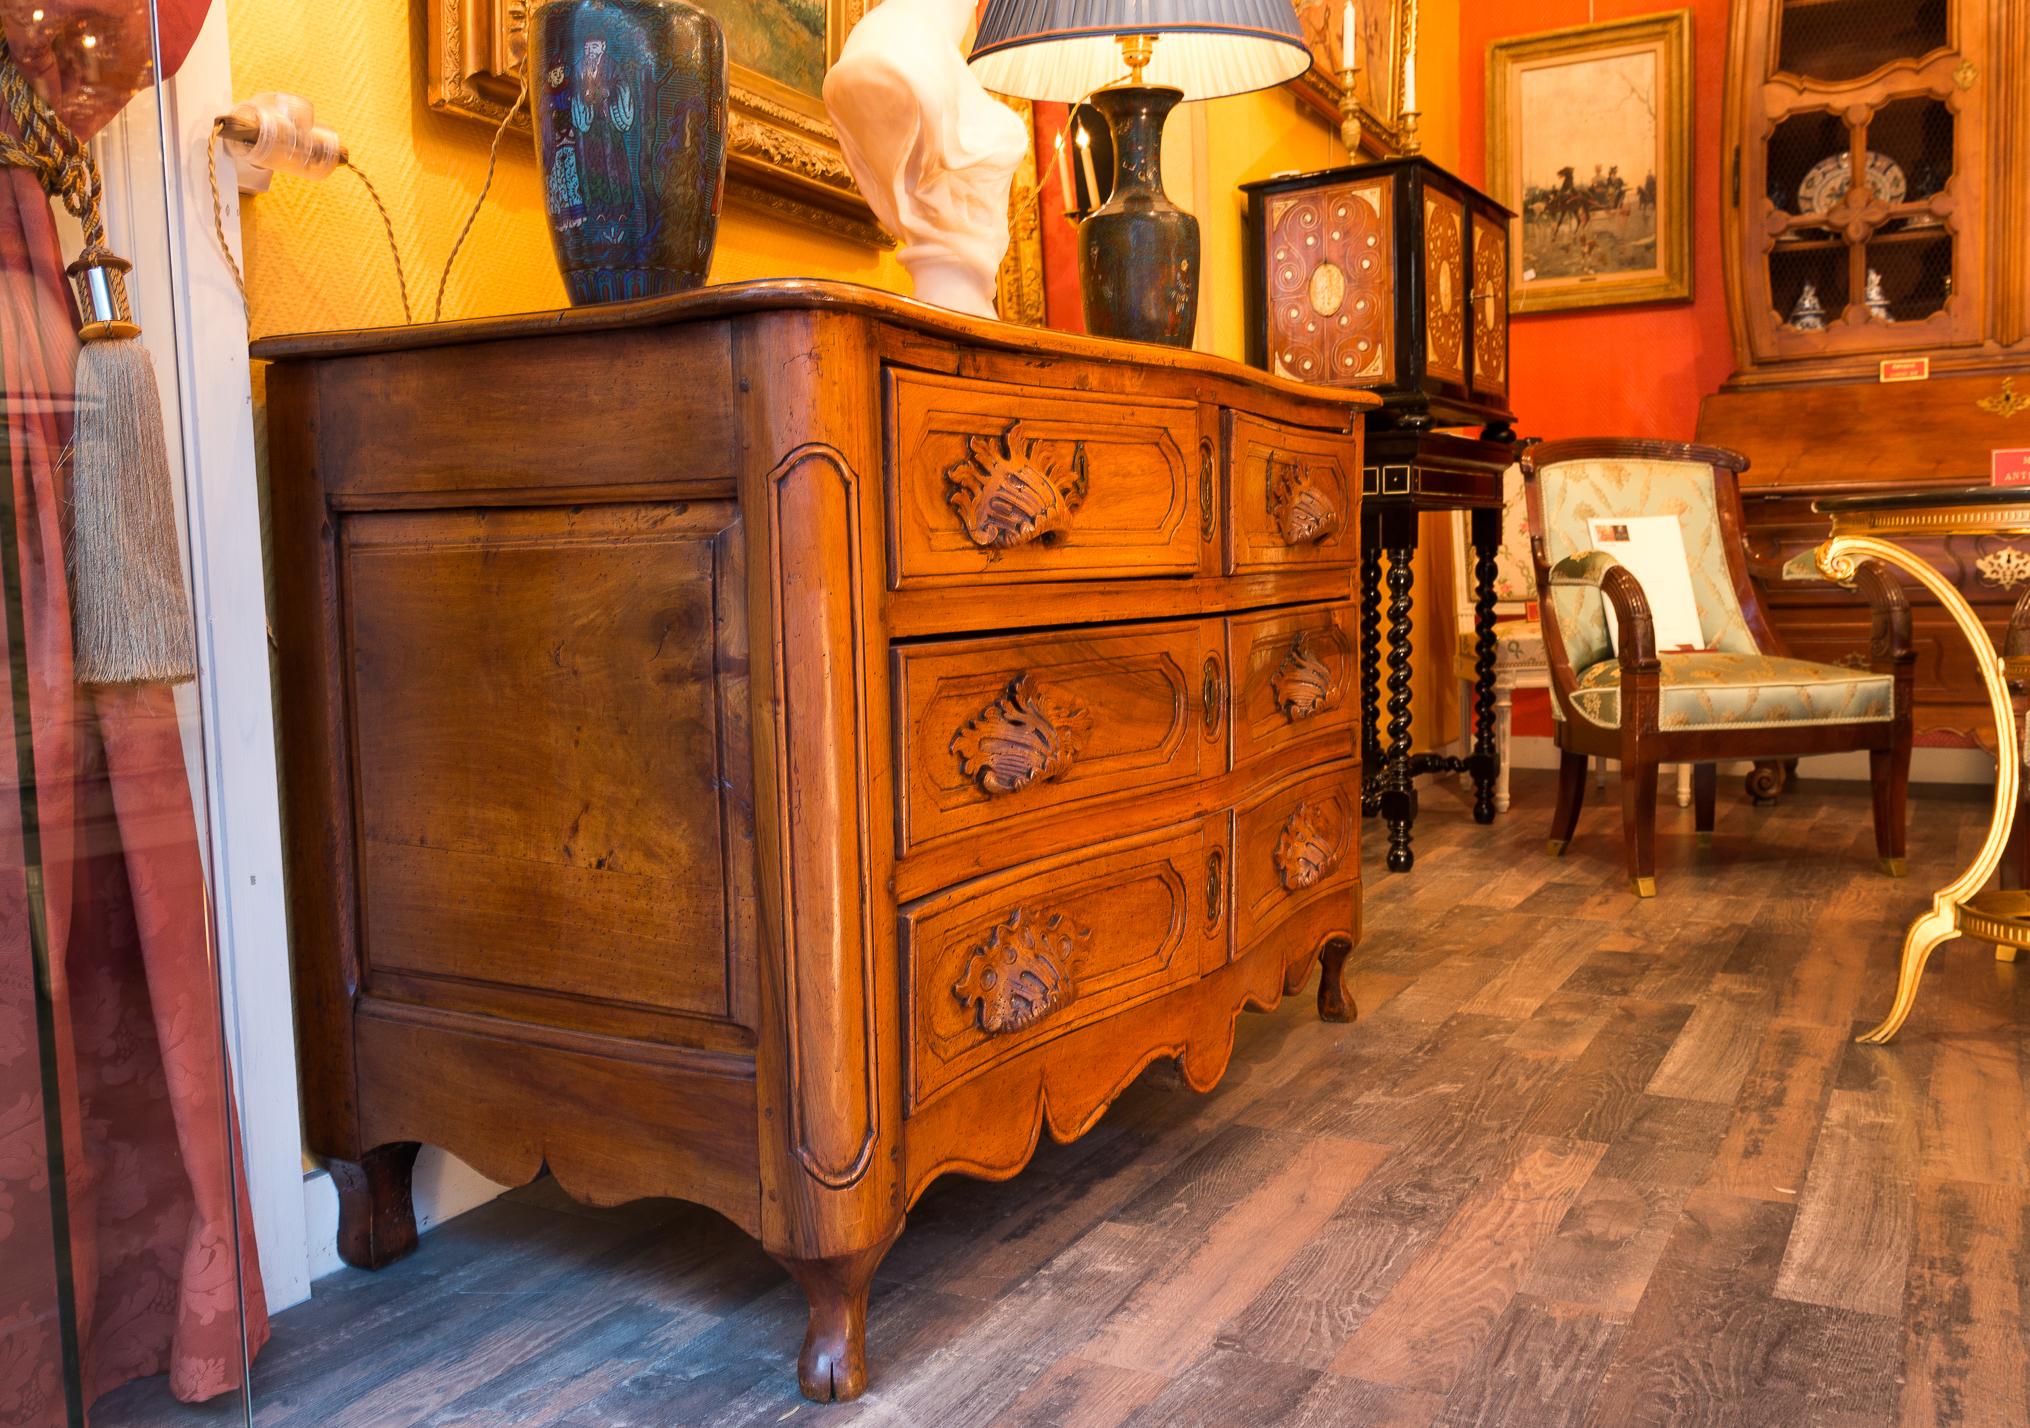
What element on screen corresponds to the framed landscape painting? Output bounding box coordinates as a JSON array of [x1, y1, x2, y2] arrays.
[[1486, 10, 1693, 313]]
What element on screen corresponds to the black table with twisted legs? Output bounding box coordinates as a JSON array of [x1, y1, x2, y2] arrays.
[[1360, 431, 1513, 871]]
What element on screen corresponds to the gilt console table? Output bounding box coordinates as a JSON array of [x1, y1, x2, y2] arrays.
[[1805, 485, 2030, 1044], [254, 280, 1372, 1401]]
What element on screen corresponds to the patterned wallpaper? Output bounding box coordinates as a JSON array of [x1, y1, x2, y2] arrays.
[[223, 0, 905, 338]]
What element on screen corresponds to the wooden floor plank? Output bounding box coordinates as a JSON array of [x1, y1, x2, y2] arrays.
[[1645, 972, 1774, 1105], [1898, 1178, 2029, 1428], [1773, 1088, 1917, 1317], [85, 774, 2030, 1428], [1083, 1134, 1384, 1377], [1519, 1177, 1690, 1316], [1700, 1021, 1846, 1202], [1330, 1136, 1605, 1393], [989, 1356, 1170, 1428], [1430, 1295, 1625, 1428]]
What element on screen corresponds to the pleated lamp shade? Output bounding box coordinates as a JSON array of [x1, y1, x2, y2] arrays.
[[969, 0, 1313, 102]]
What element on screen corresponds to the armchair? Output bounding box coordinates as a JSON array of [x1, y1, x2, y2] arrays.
[[1521, 439, 1914, 896]]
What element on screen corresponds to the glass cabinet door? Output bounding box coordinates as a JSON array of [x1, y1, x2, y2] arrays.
[[0, 2, 259, 1423], [1741, 0, 1986, 362]]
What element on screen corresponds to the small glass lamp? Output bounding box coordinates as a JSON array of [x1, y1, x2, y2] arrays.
[[971, 0, 1310, 347]]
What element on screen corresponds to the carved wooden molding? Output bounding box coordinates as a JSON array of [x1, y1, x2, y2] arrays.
[[952, 907, 1081, 1035], [1272, 632, 1345, 721], [1275, 801, 1346, 891], [951, 675, 1093, 795], [946, 433, 1089, 549], [1268, 458, 1344, 546]]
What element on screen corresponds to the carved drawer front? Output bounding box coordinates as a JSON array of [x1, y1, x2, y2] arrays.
[[894, 619, 1217, 855], [1233, 761, 1360, 953], [886, 367, 1202, 587], [901, 818, 1227, 1111], [1228, 601, 1358, 770], [1226, 411, 1357, 574]]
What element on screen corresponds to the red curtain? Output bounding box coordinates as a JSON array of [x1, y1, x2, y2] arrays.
[[0, 2, 269, 1422]]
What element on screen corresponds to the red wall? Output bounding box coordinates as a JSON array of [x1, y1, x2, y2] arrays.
[[1458, 0, 1735, 442]]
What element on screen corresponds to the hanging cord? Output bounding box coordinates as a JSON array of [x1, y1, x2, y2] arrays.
[[205, 104, 411, 323], [205, 118, 247, 303], [434, 71, 527, 322], [341, 160, 412, 324]]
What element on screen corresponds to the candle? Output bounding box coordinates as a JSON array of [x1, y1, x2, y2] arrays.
[[1403, 0, 1418, 110], [1076, 123, 1102, 208], [1341, 0, 1356, 74], [1053, 128, 1075, 210]]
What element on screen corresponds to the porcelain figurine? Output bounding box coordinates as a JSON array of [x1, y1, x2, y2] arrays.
[[1788, 281, 1827, 332], [1866, 267, 1893, 322], [823, 0, 1028, 319]]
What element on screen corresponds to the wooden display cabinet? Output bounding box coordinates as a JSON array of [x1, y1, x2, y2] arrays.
[[1719, 0, 2030, 383], [1700, 0, 2030, 747]]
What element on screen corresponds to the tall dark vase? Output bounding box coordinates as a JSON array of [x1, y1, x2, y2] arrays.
[[531, 0, 728, 306], [1078, 85, 1199, 347]]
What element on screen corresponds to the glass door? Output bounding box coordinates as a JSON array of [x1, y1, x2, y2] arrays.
[[1742, 0, 1986, 363], [0, 2, 257, 1423]]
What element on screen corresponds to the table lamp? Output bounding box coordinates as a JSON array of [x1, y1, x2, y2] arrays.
[[971, 0, 1310, 347]]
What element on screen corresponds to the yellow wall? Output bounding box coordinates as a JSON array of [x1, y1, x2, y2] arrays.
[[224, 0, 905, 337], [226, 0, 1456, 343]]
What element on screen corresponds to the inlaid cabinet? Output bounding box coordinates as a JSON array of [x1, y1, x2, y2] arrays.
[[255, 282, 1370, 1404], [1241, 155, 1516, 437]]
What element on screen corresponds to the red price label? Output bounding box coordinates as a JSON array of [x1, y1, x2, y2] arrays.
[[1880, 357, 1931, 383], [1994, 448, 2030, 486]]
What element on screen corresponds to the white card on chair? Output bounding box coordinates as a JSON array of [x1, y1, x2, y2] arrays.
[[1586, 514, 1706, 653]]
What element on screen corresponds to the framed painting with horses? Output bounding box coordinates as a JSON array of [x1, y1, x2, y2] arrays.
[[1486, 10, 1692, 313]]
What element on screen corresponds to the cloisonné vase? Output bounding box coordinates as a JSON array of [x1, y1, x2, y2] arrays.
[[1078, 85, 1198, 348], [530, 0, 728, 305]]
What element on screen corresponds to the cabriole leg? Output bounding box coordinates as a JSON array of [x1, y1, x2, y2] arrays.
[[327, 1141, 421, 1270], [775, 1223, 903, 1402], [1317, 935, 1355, 1022]]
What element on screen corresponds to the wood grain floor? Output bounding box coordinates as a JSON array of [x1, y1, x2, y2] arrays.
[[100, 770, 2030, 1428]]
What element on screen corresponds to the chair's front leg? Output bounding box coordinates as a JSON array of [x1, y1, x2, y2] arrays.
[[1621, 754, 1660, 897]]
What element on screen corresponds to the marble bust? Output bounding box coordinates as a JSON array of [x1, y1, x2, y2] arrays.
[[823, 0, 1029, 319]]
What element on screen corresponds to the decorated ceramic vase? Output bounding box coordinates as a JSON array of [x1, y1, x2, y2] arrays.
[[1078, 86, 1199, 348], [530, 0, 728, 305]]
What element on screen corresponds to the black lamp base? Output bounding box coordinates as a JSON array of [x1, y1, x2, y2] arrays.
[[1078, 85, 1199, 348]]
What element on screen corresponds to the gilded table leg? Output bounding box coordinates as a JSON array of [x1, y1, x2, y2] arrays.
[[1815, 535, 2022, 1044]]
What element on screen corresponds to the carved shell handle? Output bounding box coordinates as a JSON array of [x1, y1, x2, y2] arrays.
[[1274, 800, 1346, 892], [1268, 458, 1345, 546], [1272, 632, 1345, 722], [946, 432, 1090, 548], [952, 907, 1081, 1035], [952, 675, 1093, 796]]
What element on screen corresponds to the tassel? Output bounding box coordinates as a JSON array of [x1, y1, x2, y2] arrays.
[[65, 249, 196, 686]]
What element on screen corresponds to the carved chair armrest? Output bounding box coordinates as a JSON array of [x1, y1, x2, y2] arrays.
[[1849, 558, 1914, 669], [1548, 550, 1659, 671], [1781, 549, 1914, 669]]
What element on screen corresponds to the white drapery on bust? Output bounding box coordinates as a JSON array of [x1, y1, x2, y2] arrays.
[[824, 0, 1029, 319]]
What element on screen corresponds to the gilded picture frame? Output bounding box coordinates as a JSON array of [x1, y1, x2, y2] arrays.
[[1487, 10, 1694, 313], [1288, 0, 1410, 156], [427, 0, 887, 245]]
